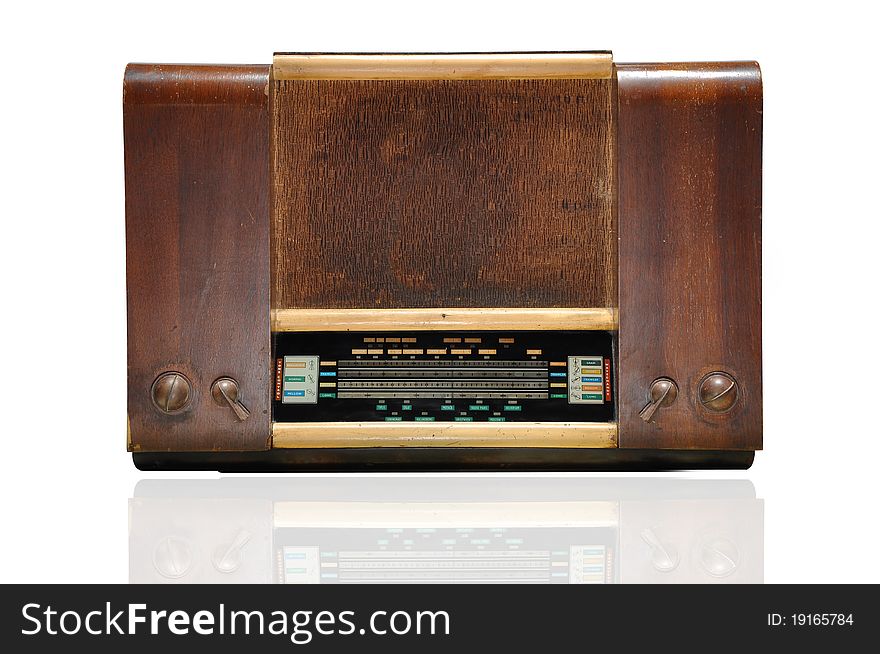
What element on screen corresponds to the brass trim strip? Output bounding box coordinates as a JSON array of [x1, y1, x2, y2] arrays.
[[272, 421, 618, 449], [271, 308, 618, 332], [272, 52, 612, 80]]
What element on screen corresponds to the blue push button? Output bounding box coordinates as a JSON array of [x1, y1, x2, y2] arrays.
[[319, 371, 336, 377], [550, 372, 567, 377], [283, 390, 305, 397], [582, 375, 602, 383]]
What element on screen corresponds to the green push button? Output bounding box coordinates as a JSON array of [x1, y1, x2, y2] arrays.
[[401, 404, 413, 411], [454, 416, 474, 422], [503, 404, 522, 411], [385, 416, 403, 421], [469, 405, 489, 411], [488, 416, 506, 422], [440, 404, 456, 411], [415, 416, 436, 422], [376, 404, 388, 411], [284, 376, 306, 382], [582, 393, 603, 401], [550, 393, 567, 399], [318, 392, 336, 399]]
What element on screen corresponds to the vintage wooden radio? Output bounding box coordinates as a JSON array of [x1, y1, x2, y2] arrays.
[[124, 52, 762, 470]]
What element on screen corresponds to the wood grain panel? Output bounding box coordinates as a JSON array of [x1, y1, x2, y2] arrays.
[[124, 64, 271, 452], [617, 62, 763, 450], [270, 78, 615, 309]]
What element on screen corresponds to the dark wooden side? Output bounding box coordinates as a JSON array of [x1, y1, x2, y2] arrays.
[[124, 64, 272, 452], [270, 78, 615, 309], [616, 62, 763, 450]]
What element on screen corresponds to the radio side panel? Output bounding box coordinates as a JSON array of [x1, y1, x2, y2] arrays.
[[124, 64, 272, 452], [616, 62, 763, 450]]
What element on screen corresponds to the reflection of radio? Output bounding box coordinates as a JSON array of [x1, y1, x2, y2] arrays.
[[129, 479, 763, 584], [125, 52, 762, 470]]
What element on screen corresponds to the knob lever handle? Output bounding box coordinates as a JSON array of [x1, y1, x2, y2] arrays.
[[639, 378, 678, 423], [211, 377, 250, 421], [638, 391, 667, 422]]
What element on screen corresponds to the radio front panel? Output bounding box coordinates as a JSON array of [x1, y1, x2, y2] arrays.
[[125, 52, 763, 470], [272, 330, 615, 424]]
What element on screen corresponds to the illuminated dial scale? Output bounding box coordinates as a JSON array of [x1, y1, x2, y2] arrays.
[[272, 331, 614, 423]]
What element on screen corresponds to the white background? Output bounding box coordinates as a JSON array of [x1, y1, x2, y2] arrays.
[[1, 0, 878, 583]]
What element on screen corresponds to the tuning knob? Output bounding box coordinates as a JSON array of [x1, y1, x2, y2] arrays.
[[639, 378, 678, 423], [699, 372, 739, 413], [151, 372, 192, 414], [211, 377, 251, 421]]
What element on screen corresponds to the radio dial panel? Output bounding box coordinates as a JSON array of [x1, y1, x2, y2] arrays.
[[272, 331, 615, 424]]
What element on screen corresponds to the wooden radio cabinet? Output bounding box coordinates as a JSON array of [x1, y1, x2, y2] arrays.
[[124, 52, 762, 470]]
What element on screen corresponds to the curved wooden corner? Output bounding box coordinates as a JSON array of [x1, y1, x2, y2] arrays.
[[123, 63, 270, 105]]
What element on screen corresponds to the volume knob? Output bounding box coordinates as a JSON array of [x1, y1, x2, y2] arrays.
[[151, 372, 192, 414], [699, 372, 739, 413]]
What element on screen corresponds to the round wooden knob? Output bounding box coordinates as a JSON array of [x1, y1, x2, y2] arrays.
[[151, 372, 192, 414], [698, 372, 738, 413]]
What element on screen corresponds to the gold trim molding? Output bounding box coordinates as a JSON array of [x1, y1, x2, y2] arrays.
[[272, 52, 613, 80], [272, 421, 618, 449], [271, 307, 618, 332]]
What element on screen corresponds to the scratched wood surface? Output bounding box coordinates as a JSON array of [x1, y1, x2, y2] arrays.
[[616, 62, 763, 451], [270, 78, 615, 309], [124, 64, 272, 452]]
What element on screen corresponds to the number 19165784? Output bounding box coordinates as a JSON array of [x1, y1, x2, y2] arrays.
[[768, 614, 854, 627]]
